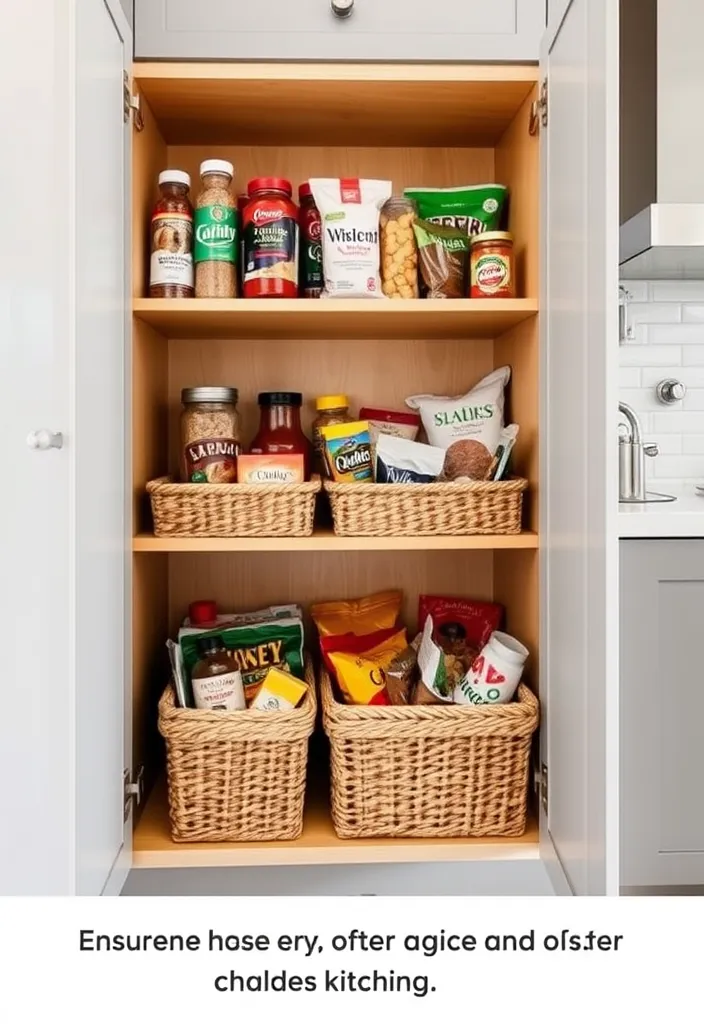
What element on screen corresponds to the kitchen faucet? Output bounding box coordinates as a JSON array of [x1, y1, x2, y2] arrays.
[[618, 402, 675, 503]]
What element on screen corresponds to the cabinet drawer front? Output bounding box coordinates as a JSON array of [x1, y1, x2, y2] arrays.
[[135, 0, 544, 62]]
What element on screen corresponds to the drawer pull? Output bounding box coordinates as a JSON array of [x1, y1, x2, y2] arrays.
[[331, 0, 355, 18]]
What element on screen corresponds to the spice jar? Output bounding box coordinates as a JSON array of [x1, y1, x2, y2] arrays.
[[194, 160, 237, 298], [149, 170, 194, 298], [243, 178, 299, 299], [249, 392, 313, 479], [380, 196, 419, 299], [312, 395, 353, 477], [470, 232, 515, 298], [180, 386, 241, 483], [298, 183, 323, 298]]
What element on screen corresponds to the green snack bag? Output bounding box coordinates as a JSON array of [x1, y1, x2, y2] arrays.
[[403, 184, 508, 238], [179, 617, 305, 704], [413, 218, 471, 299]]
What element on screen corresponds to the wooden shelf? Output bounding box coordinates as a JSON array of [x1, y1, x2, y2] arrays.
[[133, 530, 538, 553], [134, 63, 539, 147], [133, 778, 539, 869], [132, 298, 539, 341]]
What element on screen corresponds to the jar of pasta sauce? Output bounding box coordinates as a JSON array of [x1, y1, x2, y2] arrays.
[[243, 178, 299, 298], [470, 232, 515, 299]]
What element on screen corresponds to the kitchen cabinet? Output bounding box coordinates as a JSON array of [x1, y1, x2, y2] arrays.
[[620, 541, 704, 888], [0, 0, 620, 896], [134, 0, 546, 62]]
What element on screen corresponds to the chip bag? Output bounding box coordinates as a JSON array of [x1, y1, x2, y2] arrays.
[[322, 627, 408, 705], [312, 589, 402, 638]]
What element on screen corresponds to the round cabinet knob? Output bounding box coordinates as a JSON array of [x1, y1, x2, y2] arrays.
[[331, 0, 354, 18], [27, 429, 63, 451], [656, 378, 686, 404]]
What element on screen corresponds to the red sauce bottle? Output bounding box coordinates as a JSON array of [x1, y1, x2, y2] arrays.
[[242, 178, 299, 299], [249, 392, 313, 479]]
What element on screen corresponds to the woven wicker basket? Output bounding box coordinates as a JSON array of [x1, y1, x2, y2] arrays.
[[324, 477, 527, 536], [320, 665, 539, 839], [158, 656, 316, 843], [147, 475, 321, 538]]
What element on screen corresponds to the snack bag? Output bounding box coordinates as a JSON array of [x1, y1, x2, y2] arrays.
[[375, 434, 445, 484], [412, 219, 470, 299], [413, 616, 453, 705], [323, 628, 407, 705], [321, 420, 373, 482], [385, 643, 418, 705], [418, 594, 504, 673], [309, 178, 392, 298], [312, 590, 403, 637], [403, 184, 508, 238]]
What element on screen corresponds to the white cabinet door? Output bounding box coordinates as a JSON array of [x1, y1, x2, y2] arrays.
[[539, 0, 620, 896], [135, 0, 545, 62], [0, 0, 131, 896]]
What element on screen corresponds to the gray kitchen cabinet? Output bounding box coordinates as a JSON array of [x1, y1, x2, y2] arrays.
[[134, 0, 545, 62], [621, 541, 704, 888]]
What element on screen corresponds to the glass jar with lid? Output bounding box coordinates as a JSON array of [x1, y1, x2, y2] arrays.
[[149, 169, 194, 298], [380, 195, 419, 299], [180, 386, 241, 483], [249, 392, 313, 479], [194, 160, 237, 298], [312, 395, 352, 477]]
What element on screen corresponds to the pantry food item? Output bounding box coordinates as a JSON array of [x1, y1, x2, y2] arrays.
[[312, 589, 402, 637], [442, 439, 494, 481], [384, 642, 418, 705], [179, 614, 305, 704], [380, 196, 419, 299], [358, 407, 421, 446], [191, 635, 246, 711], [312, 395, 353, 477], [470, 232, 515, 298], [149, 170, 194, 298], [188, 600, 218, 627], [322, 628, 407, 705], [249, 392, 313, 479], [413, 219, 470, 299], [406, 365, 510, 455], [375, 434, 445, 484], [237, 454, 305, 485], [418, 594, 504, 670], [243, 178, 299, 298], [404, 183, 508, 238], [413, 616, 453, 705], [321, 420, 373, 483], [454, 630, 528, 706], [180, 386, 241, 483], [250, 666, 308, 711], [492, 423, 520, 481], [194, 160, 237, 298], [298, 183, 323, 298], [309, 177, 392, 298]]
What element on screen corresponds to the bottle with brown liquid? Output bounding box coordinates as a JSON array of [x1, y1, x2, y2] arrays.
[[191, 635, 245, 710]]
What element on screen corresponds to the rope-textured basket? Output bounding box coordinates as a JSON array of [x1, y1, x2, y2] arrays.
[[320, 665, 539, 839], [147, 475, 321, 537], [158, 656, 316, 843], [324, 477, 528, 536]]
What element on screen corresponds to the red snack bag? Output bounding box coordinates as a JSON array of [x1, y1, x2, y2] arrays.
[[417, 595, 503, 669]]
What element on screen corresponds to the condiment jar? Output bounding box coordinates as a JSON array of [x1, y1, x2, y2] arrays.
[[380, 196, 419, 299], [249, 392, 313, 479], [191, 635, 245, 711], [312, 395, 353, 477], [298, 183, 323, 298], [243, 178, 299, 299], [149, 170, 194, 298], [470, 231, 515, 299], [180, 386, 241, 483], [194, 160, 237, 298]]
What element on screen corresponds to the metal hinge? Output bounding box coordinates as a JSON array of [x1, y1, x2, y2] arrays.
[[123, 765, 145, 821], [536, 761, 548, 815], [529, 78, 548, 135], [123, 71, 144, 131]]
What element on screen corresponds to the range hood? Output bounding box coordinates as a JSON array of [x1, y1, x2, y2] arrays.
[[619, 0, 704, 278]]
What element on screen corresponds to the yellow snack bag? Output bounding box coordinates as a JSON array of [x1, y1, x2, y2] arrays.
[[312, 589, 403, 637], [250, 667, 307, 711], [324, 628, 408, 706]]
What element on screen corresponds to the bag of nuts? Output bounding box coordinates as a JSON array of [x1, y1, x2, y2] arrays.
[[380, 197, 419, 299]]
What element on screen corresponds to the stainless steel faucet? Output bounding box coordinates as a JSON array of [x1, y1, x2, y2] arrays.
[[618, 402, 675, 503]]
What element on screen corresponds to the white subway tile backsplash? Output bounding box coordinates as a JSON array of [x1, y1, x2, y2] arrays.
[[683, 389, 704, 410], [619, 367, 641, 388], [647, 324, 704, 345], [620, 281, 649, 301], [651, 412, 704, 433], [626, 302, 682, 325], [620, 344, 682, 366], [652, 455, 704, 479], [683, 347, 704, 366], [644, 434, 682, 455], [618, 388, 663, 412], [641, 366, 704, 387], [682, 436, 704, 455], [682, 304, 704, 323], [650, 281, 704, 301]]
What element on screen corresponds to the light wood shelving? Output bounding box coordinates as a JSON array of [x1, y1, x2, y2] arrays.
[[133, 778, 539, 869], [133, 531, 538, 553], [133, 298, 539, 341]]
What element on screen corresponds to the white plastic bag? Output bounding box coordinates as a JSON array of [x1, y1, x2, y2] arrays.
[[309, 178, 392, 298]]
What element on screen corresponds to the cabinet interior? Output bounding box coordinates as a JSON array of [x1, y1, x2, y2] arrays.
[[130, 64, 541, 868]]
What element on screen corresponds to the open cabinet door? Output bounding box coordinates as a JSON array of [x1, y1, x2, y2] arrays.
[[539, 0, 620, 895], [0, 0, 131, 895]]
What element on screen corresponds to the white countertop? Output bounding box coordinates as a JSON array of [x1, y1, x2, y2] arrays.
[[619, 491, 704, 538]]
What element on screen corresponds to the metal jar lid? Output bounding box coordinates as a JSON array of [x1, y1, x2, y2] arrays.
[[181, 386, 239, 405]]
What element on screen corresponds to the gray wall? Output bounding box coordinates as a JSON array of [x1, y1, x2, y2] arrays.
[[119, 0, 133, 28]]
